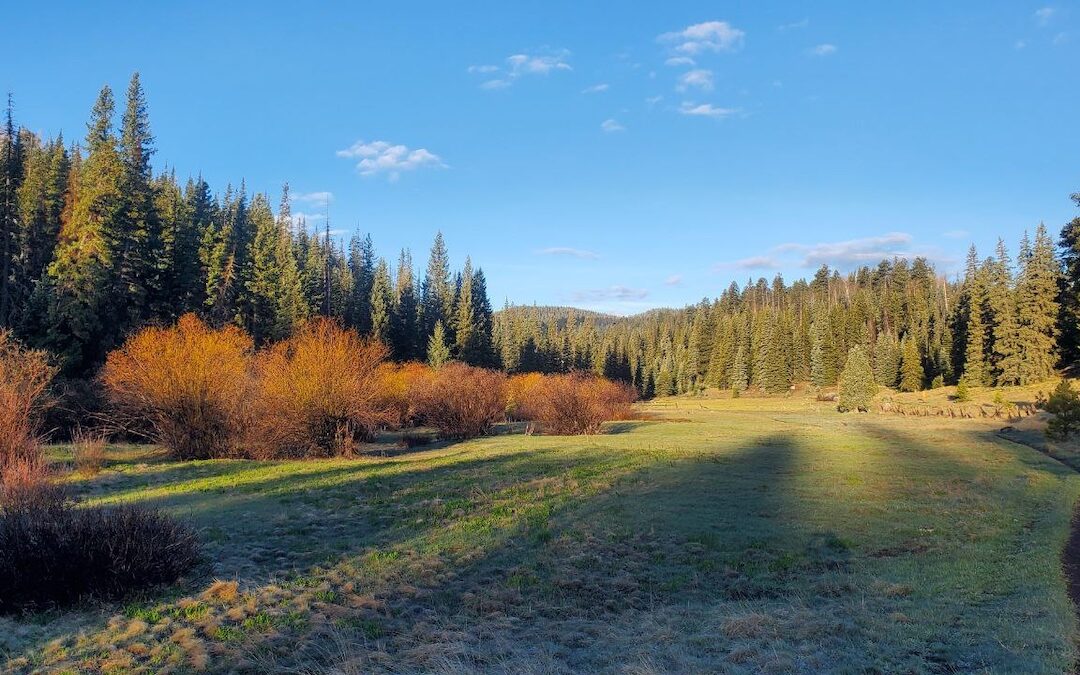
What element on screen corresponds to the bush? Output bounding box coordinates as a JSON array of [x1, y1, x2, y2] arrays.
[[1046, 380, 1080, 441], [249, 319, 391, 458], [411, 363, 508, 439], [0, 497, 199, 613], [838, 345, 876, 412], [521, 372, 636, 435], [0, 330, 56, 474], [506, 372, 546, 421], [377, 361, 431, 429], [102, 314, 253, 460], [954, 379, 972, 403]]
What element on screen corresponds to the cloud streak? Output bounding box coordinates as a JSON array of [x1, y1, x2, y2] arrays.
[[469, 50, 572, 89], [809, 43, 837, 56], [572, 286, 649, 302], [679, 102, 737, 118], [676, 68, 714, 92], [537, 247, 600, 260], [600, 119, 626, 132]]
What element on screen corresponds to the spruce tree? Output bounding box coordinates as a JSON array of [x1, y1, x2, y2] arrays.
[[1058, 192, 1080, 368], [0, 95, 20, 327], [991, 239, 1023, 385], [898, 335, 924, 392], [390, 248, 419, 360], [873, 331, 900, 387], [960, 245, 990, 385], [838, 344, 876, 412], [369, 258, 394, 344], [1015, 225, 1061, 383], [427, 319, 451, 368], [420, 231, 453, 343]]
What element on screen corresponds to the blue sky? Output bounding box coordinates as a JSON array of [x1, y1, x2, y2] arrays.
[[6, 2, 1080, 313]]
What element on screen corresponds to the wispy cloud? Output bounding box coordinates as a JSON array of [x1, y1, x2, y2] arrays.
[[713, 256, 782, 271], [809, 43, 838, 56], [572, 286, 649, 302], [713, 233, 957, 273], [658, 21, 745, 55], [645, 95, 664, 106], [664, 274, 684, 286], [1036, 6, 1056, 25], [336, 140, 446, 180], [470, 49, 573, 89], [582, 83, 609, 94], [537, 247, 600, 260], [293, 191, 333, 206], [778, 18, 809, 31], [676, 69, 714, 92], [664, 56, 696, 67], [600, 118, 626, 133], [679, 101, 737, 118]]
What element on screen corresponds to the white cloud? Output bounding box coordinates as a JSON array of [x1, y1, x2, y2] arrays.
[[469, 50, 572, 89], [775, 232, 919, 268], [572, 286, 649, 302], [676, 68, 714, 92], [537, 247, 600, 260], [293, 191, 333, 206], [645, 95, 664, 106], [713, 256, 781, 271], [664, 274, 684, 286], [336, 140, 446, 180], [600, 119, 626, 132], [664, 56, 696, 67], [778, 18, 809, 31], [480, 79, 512, 90], [289, 211, 325, 229], [810, 43, 837, 56], [582, 83, 610, 94], [1036, 7, 1056, 25], [659, 20, 745, 54], [679, 101, 737, 118]]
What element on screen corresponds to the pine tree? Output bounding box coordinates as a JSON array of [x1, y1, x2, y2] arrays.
[[761, 312, 792, 393], [1058, 192, 1080, 368], [345, 233, 375, 332], [420, 231, 453, 343], [0, 95, 21, 327], [14, 135, 68, 328], [960, 245, 990, 385], [390, 248, 419, 360], [369, 258, 394, 344], [1014, 225, 1061, 383], [990, 240, 1023, 385], [898, 335, 924, 392], [44, 86, 124, 370], [810, 306, 836, 387], [838, 344, 876, 412], [427, 319, 451, 369], [873, 331, 900, 387]]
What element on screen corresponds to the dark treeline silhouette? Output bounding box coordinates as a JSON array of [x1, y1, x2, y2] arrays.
[[1, 75, 1077, 397]]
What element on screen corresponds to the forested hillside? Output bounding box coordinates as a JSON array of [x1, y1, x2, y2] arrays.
[[2, 75, 1078, 397]]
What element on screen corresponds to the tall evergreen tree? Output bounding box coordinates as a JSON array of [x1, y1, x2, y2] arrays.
[[1014, 225, 1061, 383], [898, 334, 924, 392], [960, 245, 990, 385], [427, 319, 451, 369], [420, 231, 453, 343], [369, 257, 394, 344], [390, 248, 419, 360], [1058, 191, 1080, 369]]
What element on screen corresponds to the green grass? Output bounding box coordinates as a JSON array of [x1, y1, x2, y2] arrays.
[[3, 396, 1079, 673]]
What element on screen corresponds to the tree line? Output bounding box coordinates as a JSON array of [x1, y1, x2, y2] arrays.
[[2, 75, 1078, 396], [0, 76, 497, 375]]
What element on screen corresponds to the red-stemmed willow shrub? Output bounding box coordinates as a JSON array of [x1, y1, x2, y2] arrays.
[[0, 330, 55, 476], [248, 319, 391, 458], [524, 372, 636, 435], [411, 363, 508, 439], [101, 314, 253, 460]]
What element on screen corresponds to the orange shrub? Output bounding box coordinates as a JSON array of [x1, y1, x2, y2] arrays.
[[377, 361, 432, 429], [101, 314, 253, 460], [506, 372, 545, 421], [411, 363, 508, 439], [248, 319, 391, 458], [0, 330, 56, 475], [524, 372, 636, 435]]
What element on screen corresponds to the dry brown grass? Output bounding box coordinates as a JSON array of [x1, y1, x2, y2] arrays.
[[101, 314, 253, 460], [71, 428, 108, 476], [410, 363, 508, 439], [248, 319, 392, 458]]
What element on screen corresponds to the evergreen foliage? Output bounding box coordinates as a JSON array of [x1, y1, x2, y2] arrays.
[[838, 344, 875, 412]]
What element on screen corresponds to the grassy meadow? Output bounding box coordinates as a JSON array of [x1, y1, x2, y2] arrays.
[[2, 396, 1079, 673]]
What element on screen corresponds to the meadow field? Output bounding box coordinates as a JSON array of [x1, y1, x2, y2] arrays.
[[2, 396, 1079, 674]]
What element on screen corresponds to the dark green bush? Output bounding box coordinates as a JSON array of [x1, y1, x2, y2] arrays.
[[0, 495, 199, 613], [1046, 380, 1080, 441]]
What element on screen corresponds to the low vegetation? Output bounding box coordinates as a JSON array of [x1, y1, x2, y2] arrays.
[[516, 371, 636, 434], [101, 314, 253, 460], [249, 320, 390, 458], [2, 397, 1077, 672], [410, 362, 508, 439]]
